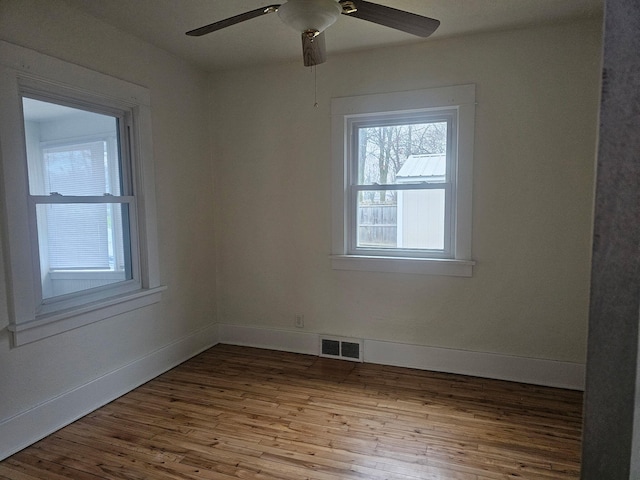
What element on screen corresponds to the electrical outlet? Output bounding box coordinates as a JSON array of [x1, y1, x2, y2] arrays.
[[294, 314, 304, 328]]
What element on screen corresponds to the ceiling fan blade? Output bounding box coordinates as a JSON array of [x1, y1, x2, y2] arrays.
[[341, 0, 440, 38], [186, 5, 281, 36], [302, 31, 327, 67]]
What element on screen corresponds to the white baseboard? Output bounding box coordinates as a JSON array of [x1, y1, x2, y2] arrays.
[[218, 324, 585, 390], [364, 339, 585, 390], [218, 324, 319, 355], [0, 322, 219, 461]]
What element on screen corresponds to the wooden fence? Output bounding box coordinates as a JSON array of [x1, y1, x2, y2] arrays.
[[358, 204, 397, 247]]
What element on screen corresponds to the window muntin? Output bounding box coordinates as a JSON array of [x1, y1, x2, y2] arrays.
[[21, 96, 138, 306], [348, 113, 455, 258]]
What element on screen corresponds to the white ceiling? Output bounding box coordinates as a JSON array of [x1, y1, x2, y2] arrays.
[[62, 0, 603, 72]]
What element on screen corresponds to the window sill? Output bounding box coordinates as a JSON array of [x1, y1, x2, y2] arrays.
[[8, 286, 167, 347], [330, 255, 475, 277]]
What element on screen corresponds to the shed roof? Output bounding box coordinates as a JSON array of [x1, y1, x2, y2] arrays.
[[396, 154, 446, 181]]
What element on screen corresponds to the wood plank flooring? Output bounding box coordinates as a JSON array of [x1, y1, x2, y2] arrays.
[[0, 344, 583, 479]]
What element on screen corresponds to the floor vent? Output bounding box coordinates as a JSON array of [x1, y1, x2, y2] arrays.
[[319, 336, 363, 362]]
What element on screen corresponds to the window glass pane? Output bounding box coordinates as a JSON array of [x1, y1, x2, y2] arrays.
[[357, 189, 445, 250], [357, 122, 447, 185], [36, 203, 132, 299], [22, 97, 121, 196], [357, 190, 397, 248]]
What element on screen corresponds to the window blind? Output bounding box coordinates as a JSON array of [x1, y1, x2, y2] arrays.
[[41, 141, 111, 269]]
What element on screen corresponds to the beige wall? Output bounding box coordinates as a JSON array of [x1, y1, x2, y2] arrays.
[[210, 18, 602, 363], [0, 0, 215, 422]]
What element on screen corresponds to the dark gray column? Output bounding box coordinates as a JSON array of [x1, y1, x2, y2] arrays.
[[581, 1, 640, 478]]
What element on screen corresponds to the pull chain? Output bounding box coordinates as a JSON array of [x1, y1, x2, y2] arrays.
[[313, 65, 318, 108]]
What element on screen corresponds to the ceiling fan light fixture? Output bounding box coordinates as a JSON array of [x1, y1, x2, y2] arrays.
[[277, 0, 342, 34], [187, 1, 441, 68]]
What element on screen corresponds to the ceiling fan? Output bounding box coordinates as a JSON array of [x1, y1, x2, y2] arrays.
[[186, 0, 440, 67]]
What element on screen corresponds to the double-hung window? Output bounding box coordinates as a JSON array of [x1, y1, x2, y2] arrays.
[[0, 41, 164, 346], [23, 97, 137, 305], [331, 85, 476, 276]]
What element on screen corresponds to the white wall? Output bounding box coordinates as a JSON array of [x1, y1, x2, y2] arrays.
[[0, 0, 217, 457], [210, 18, 602, 364]]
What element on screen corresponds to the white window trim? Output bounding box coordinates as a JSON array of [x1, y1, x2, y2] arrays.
[[0, 41, 165, 346], [330, 85, 476, 276]]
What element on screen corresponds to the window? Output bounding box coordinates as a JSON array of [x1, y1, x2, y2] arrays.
[[23, 98, 134, 302], [331, 85, 476, 276], [0, 41, 164, 345]]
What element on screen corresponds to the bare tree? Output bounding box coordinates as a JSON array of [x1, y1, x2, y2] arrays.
[[358, 121, 447, 203]]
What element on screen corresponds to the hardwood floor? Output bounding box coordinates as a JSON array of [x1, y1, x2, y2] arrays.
[[0, 344, 583, 479]]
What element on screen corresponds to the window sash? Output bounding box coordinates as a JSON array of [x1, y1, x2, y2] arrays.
[[21, 92, 135, 196], [348, 184, 453, 257], [29, 195, 135, 204], [352, 183, 449, 191], [27, 195, 140, 310], [350, 115, 454, 187], [346, 111, 456, 259]]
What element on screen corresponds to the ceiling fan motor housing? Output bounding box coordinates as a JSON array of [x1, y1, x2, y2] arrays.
[[277, 0, 343, 33]]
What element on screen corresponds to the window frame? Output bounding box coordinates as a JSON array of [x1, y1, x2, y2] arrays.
[[331, 85, 476, 276], [24, 93, 138, 306], [0, 41, 165, 346], [348, 111, 456, 258]]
